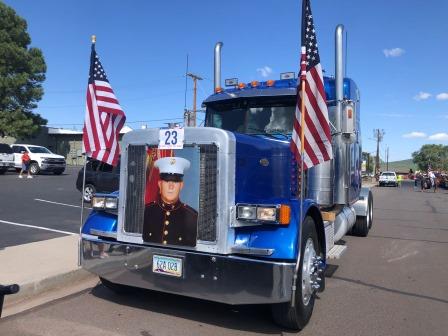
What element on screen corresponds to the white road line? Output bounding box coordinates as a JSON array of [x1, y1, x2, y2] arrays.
[[387, 251, 419, 263], [34, 198, 91, 209], [0, 219, 76, 235]]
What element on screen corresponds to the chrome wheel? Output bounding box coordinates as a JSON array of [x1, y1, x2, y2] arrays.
[[30, 163, 39, 175], [84, 185, 95, 202], [301, 238, 318, 306]]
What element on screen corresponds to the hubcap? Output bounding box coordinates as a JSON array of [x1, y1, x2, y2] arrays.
[[84, 187, 94, 201], [301, 238, 322, 306]]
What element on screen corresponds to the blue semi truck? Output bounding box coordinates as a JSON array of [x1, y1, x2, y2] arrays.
[[80, 25, 373, 330]]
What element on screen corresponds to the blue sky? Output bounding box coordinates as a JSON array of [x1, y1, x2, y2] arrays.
[[4, 0, 448, 161]]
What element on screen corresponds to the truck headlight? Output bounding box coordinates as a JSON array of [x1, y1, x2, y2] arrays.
[[257, 206, 277, 221], [236, 204, 290, 225], [237, 205, 257, 220], [92, 196, 118, 210]]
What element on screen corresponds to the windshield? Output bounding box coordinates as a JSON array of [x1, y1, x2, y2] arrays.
[[205, 97, 295, 136], [381, 172, 395, 176], [28, 146, 52, 154]]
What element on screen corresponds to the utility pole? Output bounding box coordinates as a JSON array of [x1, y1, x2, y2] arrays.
[[386, 146, 389, 171], [186, 73, 203, 127], [373, 129, 385, 176], [366, 153, 370, 173]]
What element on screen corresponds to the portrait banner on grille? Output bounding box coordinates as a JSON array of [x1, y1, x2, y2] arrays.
[[142, 146, 200, 247]]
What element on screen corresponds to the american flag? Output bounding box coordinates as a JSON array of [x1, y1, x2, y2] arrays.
[[82, 43, 126, 167], [291, 0, 332, 170]]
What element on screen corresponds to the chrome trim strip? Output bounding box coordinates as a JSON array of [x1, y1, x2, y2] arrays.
[[230, 246, 275, 256], [89, 229, 117, 239]]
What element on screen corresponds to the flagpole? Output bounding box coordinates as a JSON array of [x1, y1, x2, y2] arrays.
[[291, 47, 307, 307], [78, 34, 96, 266]]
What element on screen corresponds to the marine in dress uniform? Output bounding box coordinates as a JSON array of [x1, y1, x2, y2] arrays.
[[142, 157, 198, 247]]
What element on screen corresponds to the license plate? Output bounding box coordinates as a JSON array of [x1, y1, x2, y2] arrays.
[[152, 255, 183, 277]]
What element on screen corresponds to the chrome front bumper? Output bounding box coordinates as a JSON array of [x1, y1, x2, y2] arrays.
[[81, 238, 295, 305]]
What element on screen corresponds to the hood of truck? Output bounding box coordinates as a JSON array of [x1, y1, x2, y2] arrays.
[[234, 133, 296, 204], [31, 153, 65, 160]]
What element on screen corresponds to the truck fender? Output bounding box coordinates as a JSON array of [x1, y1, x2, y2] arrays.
[[353, 187, 372, 217], [305, 205, 326, 260]]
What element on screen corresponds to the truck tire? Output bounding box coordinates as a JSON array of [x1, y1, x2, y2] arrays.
[[0, 168, 6, 175], [352, 191, 373, 236], [29, 162, 40, 175], [100, 277, 133, 295], [271, 216, 321, 330]]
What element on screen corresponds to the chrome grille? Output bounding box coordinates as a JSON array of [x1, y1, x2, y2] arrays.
[[198, 144, 217, 241], [124, 145, 147, 233], [123, 144, 218, 242]]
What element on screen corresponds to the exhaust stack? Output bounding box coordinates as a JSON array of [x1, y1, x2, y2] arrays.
[[214, 42, 223, 91]]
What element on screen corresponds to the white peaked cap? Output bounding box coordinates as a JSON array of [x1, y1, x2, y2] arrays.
[[154, 157, 191, 175]]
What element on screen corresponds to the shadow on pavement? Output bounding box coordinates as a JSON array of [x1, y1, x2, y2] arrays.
[[90, 283, 288, 334]]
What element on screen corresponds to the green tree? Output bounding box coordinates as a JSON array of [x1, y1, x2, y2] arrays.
[[0, 2, 47, 138], [362, 152, 374, 174], [412, 144, 448, 171]]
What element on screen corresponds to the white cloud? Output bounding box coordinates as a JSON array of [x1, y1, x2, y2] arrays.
[[428, 133, 448, 141], [402, 132, 427, 138], [383, 48, 405, 58], [436, 93, 448, 100], [413, 92, 431, 101], [256, 66, 273, 78]]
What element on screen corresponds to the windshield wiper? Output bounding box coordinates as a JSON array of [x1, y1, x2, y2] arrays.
[[265, 129, 290, 140], [246, 127, 290, 140]]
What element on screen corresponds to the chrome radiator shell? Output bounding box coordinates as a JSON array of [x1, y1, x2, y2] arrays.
[[117, 127, 236, 254]]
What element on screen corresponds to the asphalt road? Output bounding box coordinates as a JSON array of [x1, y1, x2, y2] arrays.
[[1, 180, 447, 335], [0, 166, 88, 248]]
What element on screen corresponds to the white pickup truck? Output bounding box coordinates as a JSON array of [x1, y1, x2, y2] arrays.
[[11, 144, 66, 175], [0, 143, 15, 174], [378, 171, 398, 187]]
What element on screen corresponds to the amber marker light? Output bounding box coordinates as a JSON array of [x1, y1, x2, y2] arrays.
[[266, 80, 275, 87], [215, 87, 223, 93], [347, 109, 353, 119], [251, 80, 259, 87], [238, 82, 246, 89], [279, 205, 291, 225]]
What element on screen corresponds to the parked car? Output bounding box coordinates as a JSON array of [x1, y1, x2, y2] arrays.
[[10, 144, 66, 175], [0, 143, 15, 174], [76, 159, 120, 202], [378, 171, 398, 187]]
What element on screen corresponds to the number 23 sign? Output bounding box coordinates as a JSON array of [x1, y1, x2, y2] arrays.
[[158, 128, 184, 149]]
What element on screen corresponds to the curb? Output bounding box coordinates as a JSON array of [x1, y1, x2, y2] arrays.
[[4, 268, 96, 309]]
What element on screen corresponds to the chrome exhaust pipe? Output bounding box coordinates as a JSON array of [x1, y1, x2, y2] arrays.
[[214, 42, 223, 91], [335, 24, 344, 131]]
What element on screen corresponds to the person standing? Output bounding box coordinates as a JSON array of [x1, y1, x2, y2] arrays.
[[428, 170, 436, 192], [397, 174, 402, 187], [18, 151, 32, 179]]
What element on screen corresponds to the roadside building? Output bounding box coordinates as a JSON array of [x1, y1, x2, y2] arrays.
[[0, 126, 132, 165]]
